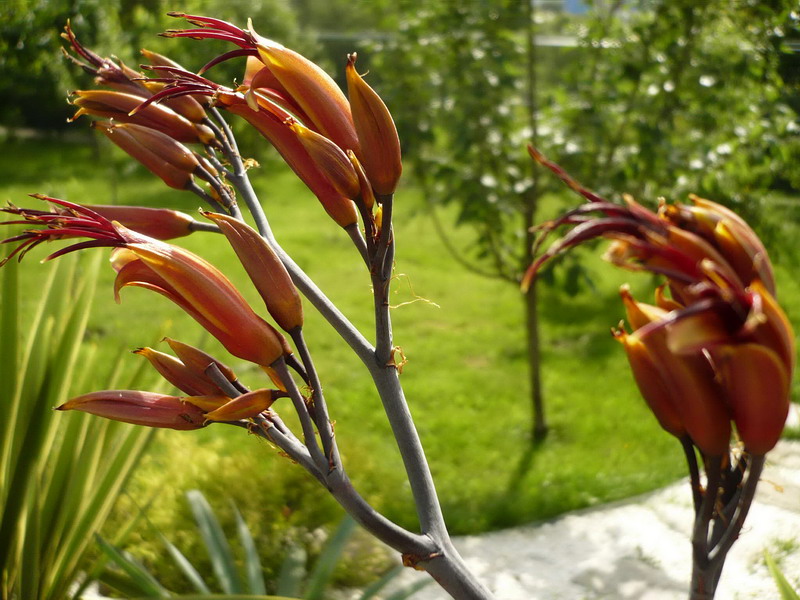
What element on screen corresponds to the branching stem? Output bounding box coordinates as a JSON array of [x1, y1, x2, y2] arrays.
[[290, 328, 337, 469], [271, 357, 327, 471]]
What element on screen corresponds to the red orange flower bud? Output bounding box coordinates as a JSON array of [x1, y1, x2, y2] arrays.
[[87, 205, 196, 240], [287, 120, 360, 199], [133, 347, 224, 396], [163, 337, 239, 382], [613, 328, 685, 438], [92, 122, 199, 190], [202, 212, 303, 331], [254, 35, 360, 156], [713, 219, 775, 295], [746, 280, 795, 371], [716, 343, 790, 454], [71, 90, 215, 145], [203, 389, 276, 422], [620, 288, 731, 455], [218, 92, 357, 227], [346, 53, 402, 196], [347, 150, 376, 211], [661, 195, 776, 294], [56, 390, 206, 430], [110, 236, 286, 367]]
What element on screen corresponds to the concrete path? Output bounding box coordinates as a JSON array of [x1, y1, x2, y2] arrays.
[[396, 440, 800, 600]]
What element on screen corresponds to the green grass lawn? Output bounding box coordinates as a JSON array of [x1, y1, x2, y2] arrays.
[[2, 136, 799, 584]]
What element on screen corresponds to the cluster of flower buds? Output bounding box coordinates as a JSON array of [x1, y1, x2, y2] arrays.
[[1, 198, 305, 426], [62, 24, 235, 208], [524, 148, 795, 457], [150, 13, 400, 241], [0, 196, 310, 429], [2, 16, 400, 435], [1, 198, 302, 364], [67, 338, 285, 428]]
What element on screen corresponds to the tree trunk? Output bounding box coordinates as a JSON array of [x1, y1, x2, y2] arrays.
[[523, 0, 546, 441], [525, 280, 547, 440]]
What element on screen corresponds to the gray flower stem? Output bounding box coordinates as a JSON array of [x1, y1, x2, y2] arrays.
[[709, 454, 765, 562], [290, 328, 337, 469], [210, 109, 495, 599], [271, 357, 328, 472], [689, 451, 766, 600]]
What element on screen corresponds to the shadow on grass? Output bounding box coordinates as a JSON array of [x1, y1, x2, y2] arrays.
[[484, 434, 548, 530]]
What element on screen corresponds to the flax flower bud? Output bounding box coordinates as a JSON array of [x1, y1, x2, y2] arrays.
[[71, 90, 215, 145], [716, 343, 790, 454], [134, 347, 224, 396], [220, 93, 358, 227], [287, 120, 360, 199], [203, 389, 276, 422], [163, 337, 239, 382], [253, 34, 360, 156], [346, 53, 402, 196], [613, 328, 685, 438], [87, 205, 196, 240], [202, 212, 303, 331], [747, 280, 795, 371], [620, 288, 731, 455], [661, 196, 776, 294], [1, 200, 283, 368], [57, 390, 206, 430], [93, 122, 199, 190], [110, 238, 286, 367], [242, 57, 311, 123]]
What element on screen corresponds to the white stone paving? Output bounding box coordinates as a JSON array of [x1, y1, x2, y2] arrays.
[[394, 440, 800, 600]]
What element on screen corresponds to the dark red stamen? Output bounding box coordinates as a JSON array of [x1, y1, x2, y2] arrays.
[[1, 197, 127, 267], [199, 48, 259, 74], [166, 13, 251, 39], [528, 145, 608, 204], [161, 30, 251, 47]]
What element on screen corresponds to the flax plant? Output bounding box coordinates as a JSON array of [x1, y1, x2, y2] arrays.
[[2, 15, 491, 599], [1, 13, 792, 600], [524, 148, 795, 600]]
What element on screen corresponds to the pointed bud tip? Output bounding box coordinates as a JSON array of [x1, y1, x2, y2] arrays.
[[527, 145, 545, 164], [619, 284, 634, 304]]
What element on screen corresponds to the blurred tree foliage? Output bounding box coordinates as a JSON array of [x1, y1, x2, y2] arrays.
[[544, 1, 800, 215], [0, 0, 304, 131], [373, 1, 800, 257]]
